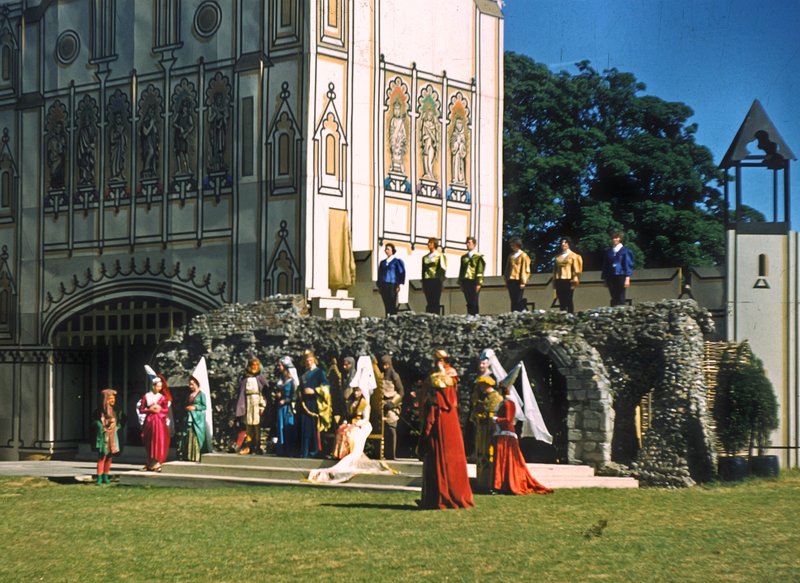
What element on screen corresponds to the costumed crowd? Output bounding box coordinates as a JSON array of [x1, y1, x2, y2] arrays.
[[96, 346, 554, 511]]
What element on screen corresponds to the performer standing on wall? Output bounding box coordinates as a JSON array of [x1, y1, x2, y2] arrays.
[[377, 242, 406, 316], [553, 237, 582, 314], [602, 231, 635, 307], [504, 236, 531, 312], [421, 237, 447, 314], [458, 236, 485, 316]]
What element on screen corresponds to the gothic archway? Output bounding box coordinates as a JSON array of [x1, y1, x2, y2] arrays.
[[50, 294, 207, 446]]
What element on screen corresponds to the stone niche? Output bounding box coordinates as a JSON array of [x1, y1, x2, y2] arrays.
[[155, 296, 717, 488]]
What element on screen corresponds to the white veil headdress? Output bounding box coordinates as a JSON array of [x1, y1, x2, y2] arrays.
[[279, 355, 301, 394], [191, 356, 214, 450], [307, 355, 394, 484], [480, 348, 553, 444], [349, 355, 377, 418]]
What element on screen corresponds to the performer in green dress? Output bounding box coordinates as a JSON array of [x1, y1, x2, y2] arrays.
[[185, 356, 214, 461]]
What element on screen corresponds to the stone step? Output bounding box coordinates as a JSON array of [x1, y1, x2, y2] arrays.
[[119, 470, 421, 492], [537, 476, 640, 489], [116, 453, 636, 490], [336, 307, 362, 319], [199, 453, 420, 472], [118, 468, 637, 491], [312, 296, 355, 310], [312, 306, 363, 319], [156, 460, 422, 487]]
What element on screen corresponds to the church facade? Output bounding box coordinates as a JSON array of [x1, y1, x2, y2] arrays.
[[0, 0, 504, 460]]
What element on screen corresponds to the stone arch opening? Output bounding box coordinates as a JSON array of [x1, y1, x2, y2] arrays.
[[517, 351, 568, 464], [505, 336, 614, 469], [51, 295, 203, 446]]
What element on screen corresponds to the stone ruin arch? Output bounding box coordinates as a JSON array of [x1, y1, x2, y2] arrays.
[[154, 297, 718, 487], [502, 336, 614, 469]]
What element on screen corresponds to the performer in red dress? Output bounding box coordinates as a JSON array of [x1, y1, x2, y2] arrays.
[[493, 384, 553, 496], [418, 348, 474, 510]]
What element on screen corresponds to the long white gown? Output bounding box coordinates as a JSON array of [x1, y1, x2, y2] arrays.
[[307, 417, 395, 483], [308, 356, 396, 484]]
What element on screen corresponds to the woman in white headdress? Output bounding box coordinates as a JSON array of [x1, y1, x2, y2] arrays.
[[308, 356, 395, 483], [184, 357, 214, 462], [274, 356, 299, 456]]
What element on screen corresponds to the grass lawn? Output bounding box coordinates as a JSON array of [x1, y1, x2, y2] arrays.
[[1, 471, 799, 582]]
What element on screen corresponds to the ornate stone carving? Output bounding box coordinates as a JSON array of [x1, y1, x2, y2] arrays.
[[106, 89, 130, 182], [450, 117, 466, 185], [417, 85, 441, 182], [206, 71, 232, 174], [75, 95, 98, 187], [171, 78, 197, 175], [384, 77, 410, 180], [388, 100, 407, 174], [45, 100, 68, 190], [447, 92, 471, 201], [138, 84, 163, 179]]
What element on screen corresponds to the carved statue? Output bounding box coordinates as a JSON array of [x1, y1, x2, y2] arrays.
[[173, 97, 194, 174], [388, 100, 407, 174], [208, 91, 228, 173], [420, 108, 438, 180], [109, 111, 127, 181], [47, 120, 66, 190], [450, 116, 467, 185], [140, 107, 159, 178], [77, 108, 97, 186]]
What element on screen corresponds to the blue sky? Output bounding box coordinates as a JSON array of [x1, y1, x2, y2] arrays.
[[502, 0, 800, 227]]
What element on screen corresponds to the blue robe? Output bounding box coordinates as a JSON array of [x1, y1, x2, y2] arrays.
[[298, 367, 329, 458], [275, 378, 297, 456]]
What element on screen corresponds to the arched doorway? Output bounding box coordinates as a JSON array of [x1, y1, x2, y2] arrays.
[[51, 297, 201, 446], [519, 352, 568, 464]]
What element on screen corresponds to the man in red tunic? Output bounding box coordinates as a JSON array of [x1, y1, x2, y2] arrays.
[[418, 349, 474, 510]]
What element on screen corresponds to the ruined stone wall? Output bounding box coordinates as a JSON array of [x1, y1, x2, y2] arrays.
[[155, 296, 717, 487]]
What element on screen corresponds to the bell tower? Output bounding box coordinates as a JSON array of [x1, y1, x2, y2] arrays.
[[721, 99, 798, 467]]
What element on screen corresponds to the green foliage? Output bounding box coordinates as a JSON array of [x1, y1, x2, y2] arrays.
[[714, 344, 779, 456], [504, 52, 728, 271]]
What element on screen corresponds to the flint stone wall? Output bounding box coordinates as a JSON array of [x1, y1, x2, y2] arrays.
[[155, 296, 717, 488]]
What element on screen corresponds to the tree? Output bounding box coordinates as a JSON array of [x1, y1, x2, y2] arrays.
[[714, 344, 778, 458], [503, 52, 730, 271]]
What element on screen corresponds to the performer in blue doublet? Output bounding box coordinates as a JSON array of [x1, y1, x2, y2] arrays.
[[297, 350, 331, 458]]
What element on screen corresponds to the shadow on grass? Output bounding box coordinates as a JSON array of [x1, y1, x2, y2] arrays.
[[320, 502, 419, 511]]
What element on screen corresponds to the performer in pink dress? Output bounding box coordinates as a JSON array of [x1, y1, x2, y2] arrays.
[[139, 374, 171, 471]]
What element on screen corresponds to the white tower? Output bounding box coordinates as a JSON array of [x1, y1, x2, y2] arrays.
[[722, 100, 798, 468]]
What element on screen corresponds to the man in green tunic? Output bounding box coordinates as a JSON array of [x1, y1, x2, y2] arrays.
[[458, 236, 485, 315]]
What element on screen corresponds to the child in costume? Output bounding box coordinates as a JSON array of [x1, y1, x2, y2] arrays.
[[95, 388, 120, 485]]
